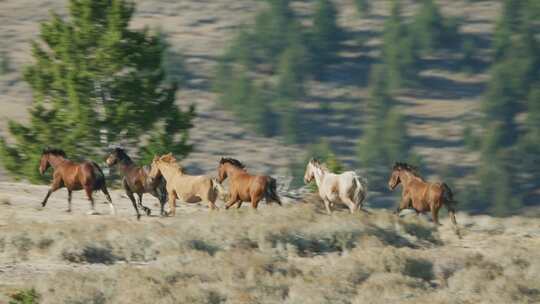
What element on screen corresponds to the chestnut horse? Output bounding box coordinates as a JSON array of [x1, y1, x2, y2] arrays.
[[39, 148, 116, 215], [106, 148, 167, 219], [388, 162, 459, 235], [149, 153, 224, 216], [217, 158, 281, 209]]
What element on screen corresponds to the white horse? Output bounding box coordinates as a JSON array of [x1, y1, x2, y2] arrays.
[[304, 158, 368, 214]]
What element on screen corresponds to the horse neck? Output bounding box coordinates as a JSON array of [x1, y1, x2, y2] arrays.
[[400, 170, 422, 188], [225, 164, 246, 178], [157, 162, 181, 181], [47, 155, 67, 169], [311, 164, 326, 187], [117, 159, 135, 174]]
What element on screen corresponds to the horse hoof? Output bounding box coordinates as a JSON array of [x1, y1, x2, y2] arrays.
[[65, 209, 72, 213], [86, 210, 99, 215], [145, 209, 151, 216], [137, 214, 141, 220]]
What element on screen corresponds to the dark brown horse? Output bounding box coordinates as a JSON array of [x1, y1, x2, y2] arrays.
[[106, 148, 167, 219], [217, 158, 281, 209], [388, 162, 459, 235], [39, 148, 116, 215]]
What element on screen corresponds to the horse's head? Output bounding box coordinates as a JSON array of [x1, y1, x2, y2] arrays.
[[148, 155, 162, 180], [39, 152, 50, 175], [217, 158, 228, 183], [39, 148, 66, 175], [303, 158, 318, 184], [388, 163, 403, 190], [106, 149, 120, 167]]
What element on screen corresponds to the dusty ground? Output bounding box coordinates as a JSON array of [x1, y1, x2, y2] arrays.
[[0, 181, 539, 303]]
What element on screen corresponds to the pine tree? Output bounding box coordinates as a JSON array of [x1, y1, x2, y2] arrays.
[[310, 0, 343, 77], [383, 0, 419, 89], [357, 65, 416, 188], [354, 0, 371, 17], [0, 0, 194, 182], [412, 0, 461, 53]]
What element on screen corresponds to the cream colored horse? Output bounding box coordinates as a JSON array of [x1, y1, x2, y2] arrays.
[[304, 158, 368, 214], [149, 154, 224, 216]]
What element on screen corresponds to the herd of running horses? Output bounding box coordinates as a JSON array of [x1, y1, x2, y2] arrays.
[[38, 147, 460, 234]]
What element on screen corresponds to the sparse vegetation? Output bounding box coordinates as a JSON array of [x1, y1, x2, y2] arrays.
[[1, 203, 539, 304], [9, 288, 39, 304]]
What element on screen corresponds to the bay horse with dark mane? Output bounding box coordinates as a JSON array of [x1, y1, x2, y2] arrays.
[[217, 157, 281, 209], [39, 148, 116, 215], [106, 148, 167, 219], [388, 162, 459, 236]]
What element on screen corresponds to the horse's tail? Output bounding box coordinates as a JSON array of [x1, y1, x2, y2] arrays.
[[264, 177, 282, 206], [156, 176, 168, 203], [211, 178, 228, 201], [441, 183, 457, 205], [353, 174, 368, 209], [90, 161, 106, 190], [441, 182, 460, 238]]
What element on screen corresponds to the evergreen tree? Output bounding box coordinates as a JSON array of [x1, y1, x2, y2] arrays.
[[357, 65, 416, 188], [0, 0, 194, 182], [382, 0, 419, 89], [412, 0, 461, 53], [310, 0, 343, 77], [471, 0, 540, 214], [214, 0, 342, 142], [354, 0, 371, 17]]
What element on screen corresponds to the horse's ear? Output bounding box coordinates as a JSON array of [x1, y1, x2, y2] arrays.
[[153, 154, 159, 161]]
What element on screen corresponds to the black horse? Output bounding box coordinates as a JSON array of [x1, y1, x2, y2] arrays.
[[106, 148, 167, 219]]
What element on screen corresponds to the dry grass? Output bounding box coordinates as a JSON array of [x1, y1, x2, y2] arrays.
[[0, 201, 539, 304]]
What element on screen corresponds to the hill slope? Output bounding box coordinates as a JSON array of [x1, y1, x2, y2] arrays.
[[0, 0, 501, 182], [0, 181, 539, 303]]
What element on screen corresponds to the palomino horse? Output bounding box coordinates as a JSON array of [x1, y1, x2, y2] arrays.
[[217, 157, 281, 209], [148, 153, 223, 215], [39, 148, 116, 215], [106, 148, 167, 219], [304, 158, 367, 214], [388, 162, 459, 235]]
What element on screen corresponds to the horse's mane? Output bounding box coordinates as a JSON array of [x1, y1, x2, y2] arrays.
[[393, 162, 421, 177], [42, 148, 67, 157], [112, 147, 133, 164], [158, 153, 185, 173], [310, 158, 330, 172], [220, 157, 246, 170]]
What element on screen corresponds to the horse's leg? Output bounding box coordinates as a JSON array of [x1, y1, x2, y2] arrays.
[[342, 196, 358, 214], [101, 186, 116, 215], [395, 195, 410, 215], [225, 193, 239, 210], [323, 199, 332, 215], [137, 193, 151, 216], [431, 206, 441, 226], [250, 194, 261, 210], [206, 196, 219, 210], [66, 189, 72, 212], [126, 188, 141, 220], [446, 203, 460, 237], [84, 187, 98, 215], [167, 190, 177, 216], [41, 178, 62, 207]]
